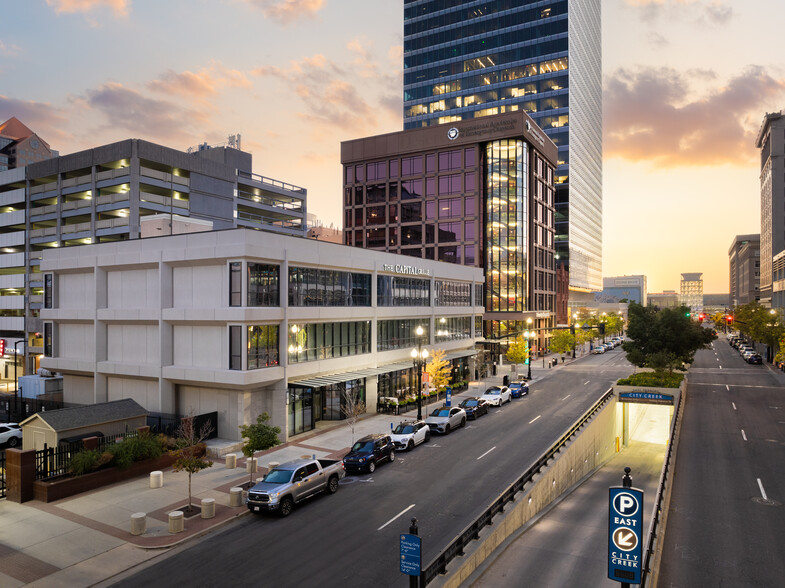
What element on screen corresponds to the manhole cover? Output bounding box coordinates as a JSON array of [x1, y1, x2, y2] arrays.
[[752, 497, 781, 507]]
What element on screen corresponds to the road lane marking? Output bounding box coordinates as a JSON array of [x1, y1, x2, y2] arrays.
[[757, 478, 768, 501], [726, 385, 730, 391], [529, 415, 541, 424], [562, 394, 571, 401], [583, 381, 590, 386], [476, 446, 497, 460], [732, 402, 737, 410], [741, 429, 747, 441], [378, 504, 416, 531]]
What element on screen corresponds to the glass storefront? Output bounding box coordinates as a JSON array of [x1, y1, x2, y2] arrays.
[[288, 378, 366, 435]]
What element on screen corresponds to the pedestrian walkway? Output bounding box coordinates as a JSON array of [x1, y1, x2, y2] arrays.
[[0, 353, 583, 587]]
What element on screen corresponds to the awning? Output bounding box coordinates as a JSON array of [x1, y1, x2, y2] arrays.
[[289, 348, 478, 388]]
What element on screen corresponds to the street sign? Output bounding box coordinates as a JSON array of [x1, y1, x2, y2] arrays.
[[445, 386, 452, 407], [608, 486, 643, 584], [400, 533, 421, 576]]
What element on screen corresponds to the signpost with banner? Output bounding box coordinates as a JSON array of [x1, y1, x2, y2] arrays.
[[401, 517, 422, 587], [608, 468, 643, 586]]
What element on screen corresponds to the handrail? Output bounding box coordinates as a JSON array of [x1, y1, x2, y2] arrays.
[[420, 387, 614, 585], [639, 383, 684, 587]]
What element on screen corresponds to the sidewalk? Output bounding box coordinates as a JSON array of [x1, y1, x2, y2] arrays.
[[0, 353, 581, 587]]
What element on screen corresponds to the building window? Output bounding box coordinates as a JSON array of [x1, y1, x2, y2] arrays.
[[377, 276, 431, 307], [44, 322, 54, 357], [435, 316, 472, 341], [248, 264, 280, 307], [288, 321, 371, 363], [229, 325, 242, 370], [248, 325, 279, 369], [44, 274, 54, 309], [377, 319, 430, 351], [289, 268, 371, 307], [229, 262, 242, 307], [435, 281, 472, 306]]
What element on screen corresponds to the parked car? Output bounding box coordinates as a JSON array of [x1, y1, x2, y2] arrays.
[[343, 434, 395, 473], [480, 385, 511, 406], [425, 406, 466, 434], [592, 346, 605, 354], [247, 457, 345, 516], [391, 420, 430, 451], [458, 397, 490, 419], [747, 354, 763, 364], [507, 381, 529, 398], [0, 423, 21, 448]]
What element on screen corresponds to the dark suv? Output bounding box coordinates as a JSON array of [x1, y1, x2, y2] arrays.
[[343, 434, 395, 474]]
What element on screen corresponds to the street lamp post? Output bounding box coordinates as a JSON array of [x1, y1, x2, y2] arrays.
[[524, 330, 533, 380], [572, 313, 578, 358], [411, 326, 429, 420], [14, 339, 25, 402]]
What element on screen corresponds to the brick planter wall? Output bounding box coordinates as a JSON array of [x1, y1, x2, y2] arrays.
[[33, 453, 178, 503]]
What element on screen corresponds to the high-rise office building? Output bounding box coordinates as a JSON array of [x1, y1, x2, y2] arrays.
[[679, 273, 704, 313], [728, 234, 760, 307], [756, 111, 785, 307], [403, 0, 603, 315], [599, 275, 647, 306]]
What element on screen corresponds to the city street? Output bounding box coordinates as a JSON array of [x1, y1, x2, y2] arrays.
[[108, 349, 634, 588], [658, 336, 785, 586]]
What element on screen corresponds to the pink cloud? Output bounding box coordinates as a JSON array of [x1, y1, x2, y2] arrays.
[[45, 0, 130, 17], [0, 40, 21, 57], [0, 95, 70, 145], [147, 63, 252, 105], [242, 0, 325, 25], [623, 0, 732, 25], [604, 66, 785, 167]]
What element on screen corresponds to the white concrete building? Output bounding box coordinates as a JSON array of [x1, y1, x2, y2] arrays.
[[679, 273, 704, 313], [39, 228, 484, 441]]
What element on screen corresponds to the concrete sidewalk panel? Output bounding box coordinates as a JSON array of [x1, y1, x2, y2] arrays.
[[0, 511, 81, 550], [20, 526, 124, 569]]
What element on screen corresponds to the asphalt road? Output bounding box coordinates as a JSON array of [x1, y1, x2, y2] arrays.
[[112, 349, 635, 588], [658, 336, 785, 587]]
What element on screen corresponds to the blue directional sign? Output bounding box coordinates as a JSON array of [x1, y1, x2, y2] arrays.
[[608, 486, 644, 584], [400, 533, 421, 576], [445, 386, 452, 407]]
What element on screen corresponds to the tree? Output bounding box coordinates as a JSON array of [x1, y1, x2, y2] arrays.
[[171, 413, 214, 513], [605, 315, 623, 336], [734, 302, 784, 361], [426, 348, 451, 391], [240, 412, 281, 486], [341, 387, 366, 445], [622, 303, 716, 371], [575, 328, 593, 354], [474, 348, 491, 378], [551, 329, 575, 359], [505, 335, 529, 365]]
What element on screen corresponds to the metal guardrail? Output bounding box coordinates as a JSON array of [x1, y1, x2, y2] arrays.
[[639, 384, 684, 587], [420, 387, 615, 586]]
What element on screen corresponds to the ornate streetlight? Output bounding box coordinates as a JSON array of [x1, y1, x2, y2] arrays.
[[411, 325, 429, 420]]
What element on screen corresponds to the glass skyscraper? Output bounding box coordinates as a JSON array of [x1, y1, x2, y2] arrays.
[[403, 0, 602, 301]]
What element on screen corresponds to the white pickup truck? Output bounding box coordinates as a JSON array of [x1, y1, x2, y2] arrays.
[[247, 457, 345, 517]]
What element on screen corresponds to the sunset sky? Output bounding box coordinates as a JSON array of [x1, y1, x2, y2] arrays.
[[2, 0, 784, 293]]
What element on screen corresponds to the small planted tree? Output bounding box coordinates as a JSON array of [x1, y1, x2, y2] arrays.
[[171, 413, 214, 514], [239, 412, 281, 487], [341, 387, 366, 445], [426, 348, 451, 392], [505, 335, 529, 366], [551, 329, 575, 361]]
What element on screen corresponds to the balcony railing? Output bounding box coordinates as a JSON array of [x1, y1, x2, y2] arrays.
[[140, 191, 190, 211], [96, 192, 130, 206], [237, 170, 306, 195], [96, 217, 130, 230], [30, 183, 57, 195], [96, 168, 131, 182], [30, 227, 57, 238], [61, 222, 92, 235], [62, 199, 92, 212], [140, 166, 190, 186], [237, 190, 303, 212], [61, 174, 91, 189]]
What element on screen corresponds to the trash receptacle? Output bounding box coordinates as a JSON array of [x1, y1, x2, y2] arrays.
[[502, 374, 509, 386], [492, 363, 497, 376]]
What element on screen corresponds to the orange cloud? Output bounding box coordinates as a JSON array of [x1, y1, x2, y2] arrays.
[[45, 0, 130, 17], [147, 62, 252, 104], [604, 66, 785, 167], [623, 0, 732, 24], [242, 0, 324, 25], [0, 40, 21, 57], [0, 95, 70, 145]]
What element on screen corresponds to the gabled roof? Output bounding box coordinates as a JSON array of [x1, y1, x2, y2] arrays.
[[0, 116, 35, 140], [20, 399, 148, 432]]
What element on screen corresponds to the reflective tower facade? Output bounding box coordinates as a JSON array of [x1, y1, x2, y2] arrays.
[[403, 0, 602, 305]]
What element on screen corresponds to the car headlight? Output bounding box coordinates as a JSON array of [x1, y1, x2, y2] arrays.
[[359, 458, 365, 462], [268, 492, 279, 500]]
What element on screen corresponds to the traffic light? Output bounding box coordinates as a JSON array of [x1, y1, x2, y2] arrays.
[[727, 315, 733, 323], [685, 311, 691, 318]]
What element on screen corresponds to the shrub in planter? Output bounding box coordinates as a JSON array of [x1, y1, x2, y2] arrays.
[[69, 449, 101, 476], [107, 432, 165, 469]]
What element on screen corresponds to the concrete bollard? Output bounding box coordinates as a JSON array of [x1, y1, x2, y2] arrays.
[[168, 511, 184, 534], [246, 457, 257, 474], [267, 461, 280, 472], [229, 487, 244, 507], [130, 512, 146, 536], [225, 454, 236, 469], [201, 497, 215, 519], [150, 471, 163, 489]]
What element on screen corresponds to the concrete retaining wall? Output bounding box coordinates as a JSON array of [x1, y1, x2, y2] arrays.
[[432, 396, 619, 587]]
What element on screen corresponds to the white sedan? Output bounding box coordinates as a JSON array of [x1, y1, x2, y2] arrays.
[[0, 423, 22, 448], [391, 420, 431, 451], [480, 386, 511, 406], [425, 406, 467, 434]]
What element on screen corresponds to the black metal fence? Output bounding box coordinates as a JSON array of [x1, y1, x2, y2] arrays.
[[147, 411, 218, 439], [0, 396, 65, 423], [34, 430, 141, 481], [419, 388, 615, 586]]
